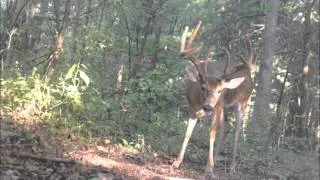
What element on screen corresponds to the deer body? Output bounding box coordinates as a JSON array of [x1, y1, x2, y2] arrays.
[[173, 20, 255, 176]]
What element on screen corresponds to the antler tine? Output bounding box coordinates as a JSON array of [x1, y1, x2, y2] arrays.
[[203, 46, 215, 81], [181, 44, 203, 57], [221, 34, 253, 81], [221, 47, 231, 74], [180, 26, 189, 55], [187, 20, 202, 49], [235, 34, 255, 71], [180, 20, 203, 58], [180, 26, 200, 65], [245, 33, 255, 70], [222, 35, 254, 81]]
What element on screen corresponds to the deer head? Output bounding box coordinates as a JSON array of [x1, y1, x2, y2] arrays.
[[201, 76, 245, 113], [180, 20, 254, 116]]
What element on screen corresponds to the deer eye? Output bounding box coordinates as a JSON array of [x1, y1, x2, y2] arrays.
[[217, 90, 222, 94]]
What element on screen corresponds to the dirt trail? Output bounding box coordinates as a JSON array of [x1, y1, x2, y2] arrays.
[[0, 132, 202, 179], [0, 115, 243, 180], [66, 144, 203, 179], [0, 115, 202, 179]]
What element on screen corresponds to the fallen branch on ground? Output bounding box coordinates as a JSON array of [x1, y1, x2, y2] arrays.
[[9, 152, 79, 164]]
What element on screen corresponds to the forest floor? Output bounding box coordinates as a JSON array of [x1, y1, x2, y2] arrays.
[[0, 113, 270, 180]]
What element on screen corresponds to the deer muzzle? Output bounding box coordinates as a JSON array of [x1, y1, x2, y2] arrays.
[[195, 107, 212, 118], [203, 104, 213, 113]]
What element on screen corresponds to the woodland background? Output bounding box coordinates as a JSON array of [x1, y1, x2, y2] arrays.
[[0, 0, 319, 179]]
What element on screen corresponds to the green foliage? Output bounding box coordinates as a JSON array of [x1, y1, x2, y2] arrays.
[[124, 64, 185, 114], [1, 64, 108, 136]]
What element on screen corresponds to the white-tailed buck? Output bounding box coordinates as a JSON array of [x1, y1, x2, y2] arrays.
[[172, 20, 255, 176]]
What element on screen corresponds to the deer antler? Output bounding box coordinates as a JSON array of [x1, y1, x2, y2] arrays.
[[239, 33, 256, 70], [221, 33, 255, 80], [187, 20, 202, 50], [246, 33, 253, 66], [180, 20, 203, 58], [180, 20, 207, 83], [221, 47, 231, 74]]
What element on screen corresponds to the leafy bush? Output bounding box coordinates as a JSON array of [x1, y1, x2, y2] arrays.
[[1, 64, 110, 137], [103, 60, 195, 153], [124, 64, 186, 115]]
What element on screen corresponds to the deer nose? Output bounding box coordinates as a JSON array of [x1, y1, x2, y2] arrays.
[[203, 104, 213, 113]]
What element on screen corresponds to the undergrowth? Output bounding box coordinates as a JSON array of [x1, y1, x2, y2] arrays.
[[0, 61, 189, 154], [1, 62, 318, 180]]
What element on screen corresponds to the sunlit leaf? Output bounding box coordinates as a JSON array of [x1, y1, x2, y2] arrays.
[[80, 64, 88, 70], [122, 139, 129, 146], [66, 64, 77, 79], [79, 70, 90, 86]]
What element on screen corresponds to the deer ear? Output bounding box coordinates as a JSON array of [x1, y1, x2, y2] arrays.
[[224, 77, 245, 89]]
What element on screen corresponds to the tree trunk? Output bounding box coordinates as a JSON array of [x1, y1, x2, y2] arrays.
[[294, 0, 315, 137], [53, 0, 61, 31], [80, 0, 91, 64], [151, 0, 165, 70], [139, 16, 152, 65], [286, 0, 315, 138], [118, 2, 132, 78], [138, 0, 154, 68], [251, 0, 280, 148], [98, 0, 106, 29], [151, 14, 162, 69], [72, 0, 82, 62], [43, 0, 69, 79]]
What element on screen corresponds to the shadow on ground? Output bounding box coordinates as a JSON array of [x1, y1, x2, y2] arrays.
[[0, 114, 207, 179]]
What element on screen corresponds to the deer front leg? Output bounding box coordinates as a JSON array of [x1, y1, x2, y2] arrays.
[[206, 108, 223, 174], [214, 111, 227, 162], [230, 104, 244, 173], [216, 110, 231, 159], [172, 118, 197, 168]]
